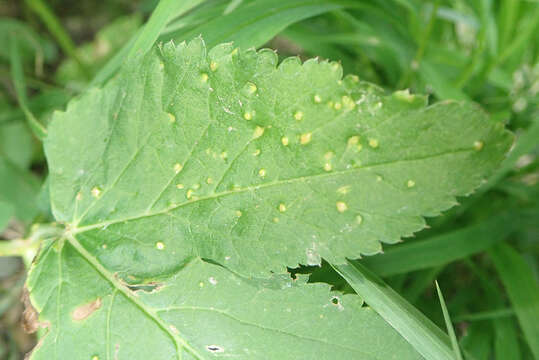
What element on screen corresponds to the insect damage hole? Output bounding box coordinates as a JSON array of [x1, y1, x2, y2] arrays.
[[206, 345, 224, 353]]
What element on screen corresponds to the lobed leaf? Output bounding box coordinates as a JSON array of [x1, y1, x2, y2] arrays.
[[44, 38, 512, 278]]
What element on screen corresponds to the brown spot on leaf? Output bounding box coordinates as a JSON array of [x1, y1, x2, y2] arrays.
[[21, 288, 49, 334], [71, 297, 102, 321]]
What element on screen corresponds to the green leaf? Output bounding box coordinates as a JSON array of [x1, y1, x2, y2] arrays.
[[26, 235, 423, 359], [489, 243, 539, 359], [44, 38, 512, 277]]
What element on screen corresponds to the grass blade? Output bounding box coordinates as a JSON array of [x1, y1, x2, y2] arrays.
[[8, 35, 47, 139], [332, 260, 454, 360], [360, 212, 519, 277], [435, 281, 463, 360], [489, 243, 539, 359], [127, 0, 204, 59], [24, 0, 89, 78]]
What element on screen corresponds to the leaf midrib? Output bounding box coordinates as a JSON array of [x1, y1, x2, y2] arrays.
[[71, 146, 474, 234], [65, 233, 205, 360]]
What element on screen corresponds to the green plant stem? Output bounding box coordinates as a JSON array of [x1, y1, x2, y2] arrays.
[[24, 0, 90, 79]]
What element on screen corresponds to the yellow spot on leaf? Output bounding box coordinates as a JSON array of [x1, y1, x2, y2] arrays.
[[201, 73, 209, 82], [294, 111, 304, 121], [246, 82, 257, 94], [337, 185, 351, 195], [281, 136, 289, 146], [279, 203, 287, 212], [324, 163, 332, 171], [259, 168, 266, 177], [235, 210, 242, 217], [474, 141, 484, 151], [334, 102, 342, 110], [336, 201, 348, 213], [156, 242, 165, 250], [368, 138, 379, 148], [253, 126, 265, 139], [244, 111, 253, 120], [176, 183, 184, 189], [174, 163, 183, 174], [314, 95, 322, 103], [167, 113, 176, 123], [186, 189, 194, 199], [300, 132, 312, 145], [91, 187, 101, 198], [347, 136, 360, 146], [253, 149, 261, 156], [210, 61, 218, 72], [356, 214, 363, 224], [407, 180, 416, 188], [206, 177, 213, 184]]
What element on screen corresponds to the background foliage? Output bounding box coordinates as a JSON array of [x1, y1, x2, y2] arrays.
[[0, 0, 537, 359]]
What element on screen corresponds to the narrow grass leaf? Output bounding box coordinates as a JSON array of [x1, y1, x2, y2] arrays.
[[435, 281, 463, 360], [489, 243, 539, 359], [333, 260, 454, 360]]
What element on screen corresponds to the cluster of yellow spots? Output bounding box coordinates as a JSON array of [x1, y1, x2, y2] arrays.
[[300, 132, 312, 145], [253, 126, 265, 139], [294, 111, 304, 121], [407, 180, 416, 188], [258, 168, 267, 177], [336, 201, 348, 213], [210, 61, 218, 72], [281, 136, 289, 146], [279, 203, 287, 212], [167, 113, 176, 123], [155, 242, 165, 250], [368, 138, 379, 148], [200, 73, 209, 82], [91, 187, 101, 198], [474, 141, 484, 151], [174, 163, 183, 174]]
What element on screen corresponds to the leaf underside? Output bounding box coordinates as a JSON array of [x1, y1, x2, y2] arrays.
[[28, 37, 512, 359], [27, 237, 422, 359]]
